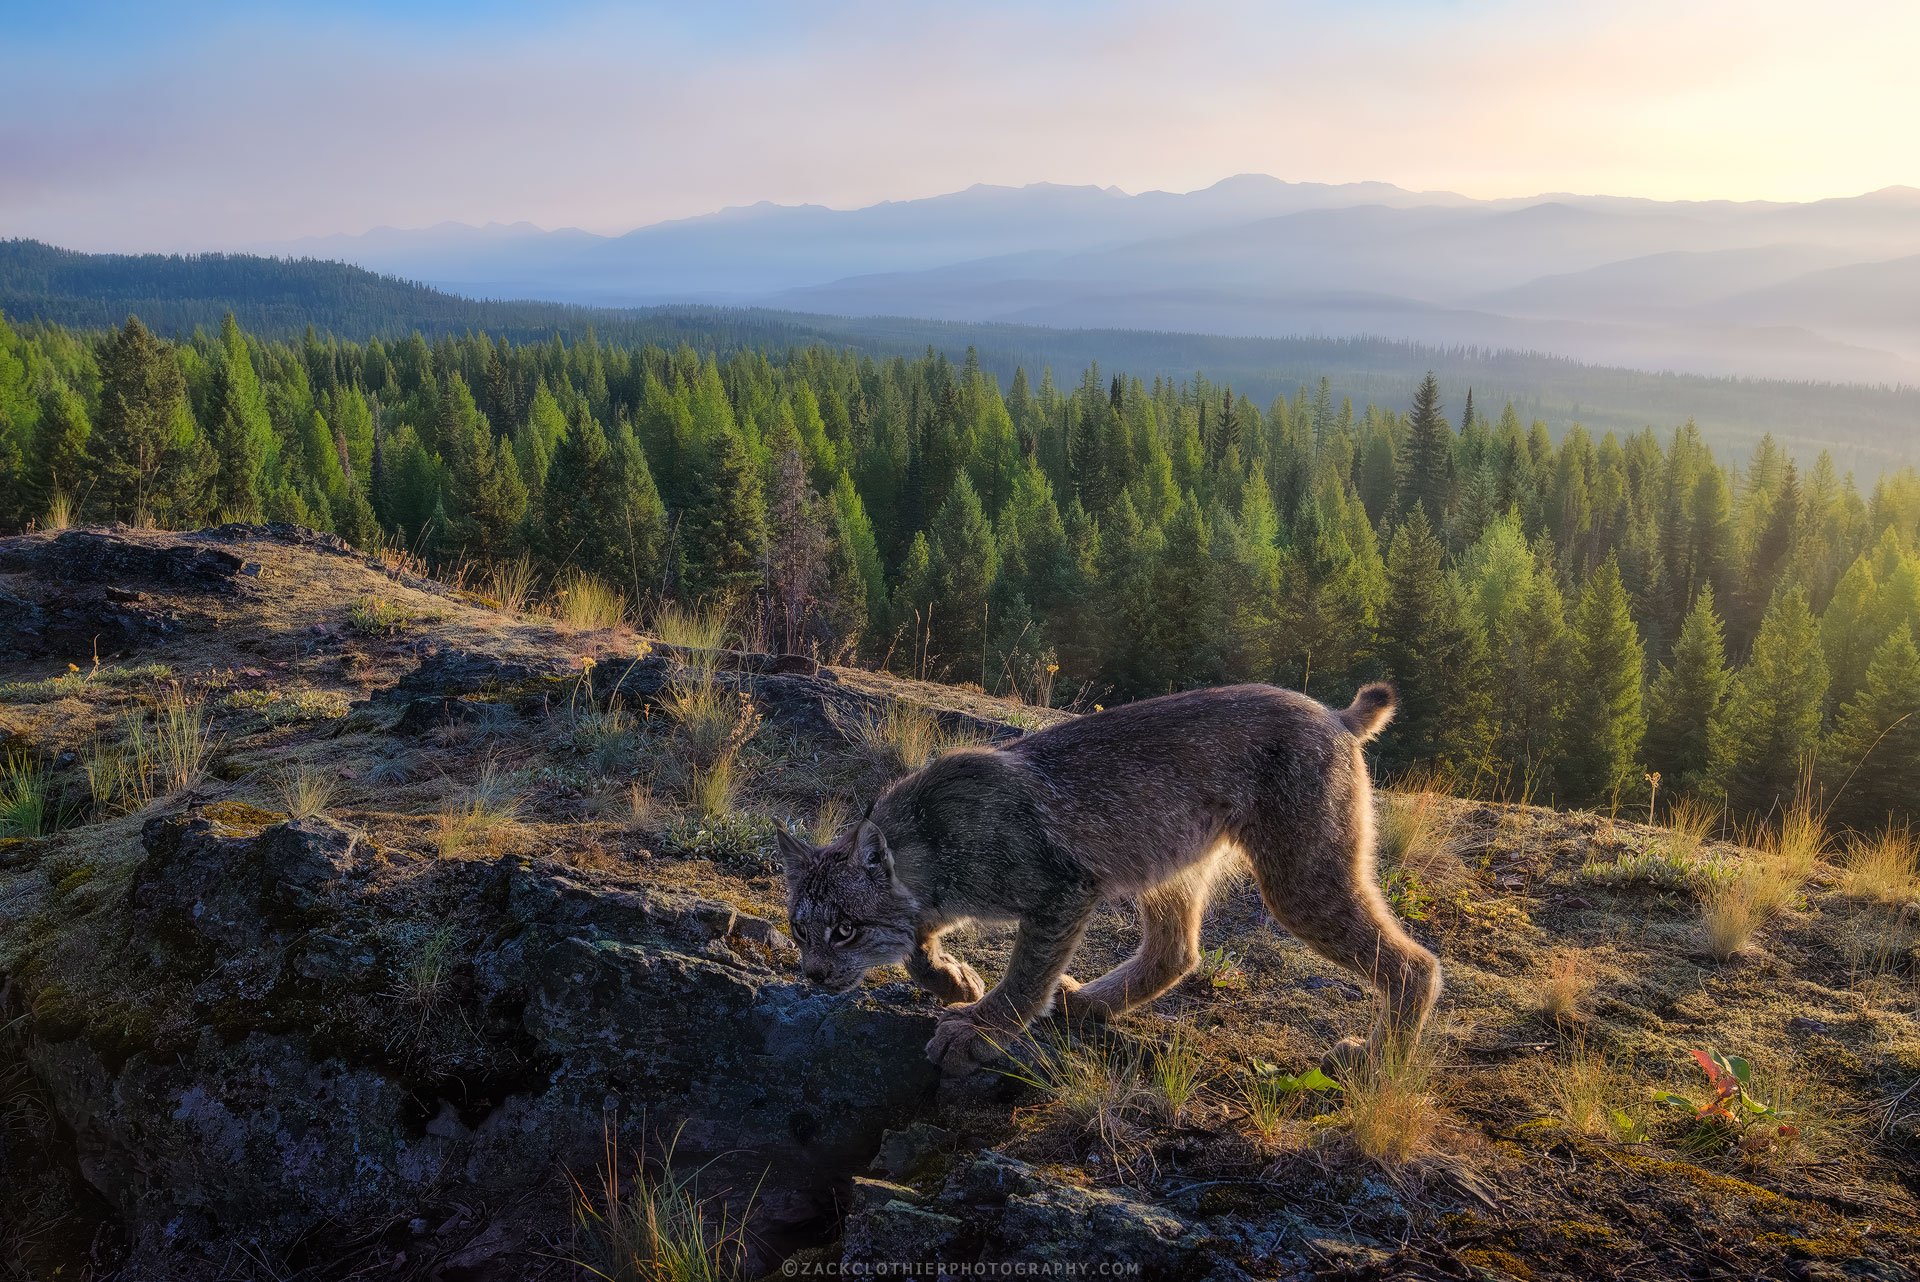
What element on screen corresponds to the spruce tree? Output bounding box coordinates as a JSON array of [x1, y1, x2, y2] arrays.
[[1396, 372, 1452, 531], [1714, 584, 1830, 815], [437, 373, 526, 557], [1824, 626, 1920, 832], [1377, 508, 1490, 772], [1559, 557, 1647, 804], [925, 472, 998, 683], [28, 386, 90, 517], [1142, 492, 1222, 690], [679, 425, 767, 608], [91, 317, 213, 526], [1644, 587, 1731, 794]]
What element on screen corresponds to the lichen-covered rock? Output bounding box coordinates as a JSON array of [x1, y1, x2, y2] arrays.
[[131, 809, 378, 951]]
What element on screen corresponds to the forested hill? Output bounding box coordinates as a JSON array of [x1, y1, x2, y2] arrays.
[[3, 237, 1918, 474]]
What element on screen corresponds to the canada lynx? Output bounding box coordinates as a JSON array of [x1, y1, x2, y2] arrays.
[[778, 682, 1441, 1075]]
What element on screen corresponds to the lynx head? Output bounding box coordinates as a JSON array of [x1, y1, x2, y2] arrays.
[[777, 820, 917, 993]]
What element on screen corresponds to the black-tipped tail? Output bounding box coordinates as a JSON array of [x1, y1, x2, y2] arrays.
[[1337, 682, 1397, 740]]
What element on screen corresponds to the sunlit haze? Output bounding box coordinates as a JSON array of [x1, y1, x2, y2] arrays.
[[4, 0, 1916, 250]]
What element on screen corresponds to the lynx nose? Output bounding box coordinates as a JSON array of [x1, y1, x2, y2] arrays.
[[803, 962, 830, 985]]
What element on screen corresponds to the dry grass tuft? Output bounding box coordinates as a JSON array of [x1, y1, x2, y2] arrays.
[[432, 764, 523, 856], [1546, 1042, 1632, 1138], [570, 1128, 749, 1282], [555, 570, 629, 631], [347, 594, 412, 636], [1536, 950, 1591, 1023], [1145, 1023, 1207, 1125], [1339, 1037, 1440, 1165], [628, 782, 656, 829], [829, 700, 988, 781], [1376, 771, 1461, 884], [0, 752, 52, 838], [998, 1023, 1154, 1153], [650, 602, 731, 658], [660, 663, 759, 818], [84, 689, 215, 813], [484, 553, 539, 615], [390, 924, 458, 1008], [1701, 874, 1766, 960], [1840, 826, 1919, 906], [1701, 791, 1832, 959], [274, 761, 338, 820]]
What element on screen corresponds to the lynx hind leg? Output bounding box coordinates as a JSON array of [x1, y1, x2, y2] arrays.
[[1061, 853, 1225, 1023], [1245, 752, 1441, 1067]]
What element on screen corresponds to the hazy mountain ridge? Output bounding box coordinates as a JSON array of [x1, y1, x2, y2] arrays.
[[250, 177, 1920, 382], [6, 236, 1920, 476]]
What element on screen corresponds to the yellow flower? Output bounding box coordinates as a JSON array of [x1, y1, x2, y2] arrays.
[[1045, 663, 1059, 674], [67, 663, 79, 673], [1093, 703, 1104, 712]]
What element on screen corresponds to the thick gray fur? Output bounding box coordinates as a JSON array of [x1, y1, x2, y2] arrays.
[[778, 682, 1441, 1075]]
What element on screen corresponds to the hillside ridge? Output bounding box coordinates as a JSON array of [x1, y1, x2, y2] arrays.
[[0, 526, 1916, 1280]]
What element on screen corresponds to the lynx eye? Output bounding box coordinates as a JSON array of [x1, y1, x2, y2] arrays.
[[827, 924, 860, 947]]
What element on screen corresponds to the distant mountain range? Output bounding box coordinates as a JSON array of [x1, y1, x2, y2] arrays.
[[258, 176, 1920, 384]]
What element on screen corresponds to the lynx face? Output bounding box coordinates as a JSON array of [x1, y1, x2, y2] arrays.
[[777, 822, 918, 993]]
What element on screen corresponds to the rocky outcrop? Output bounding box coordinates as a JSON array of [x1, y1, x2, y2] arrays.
[[18, 807, 943, 1278]]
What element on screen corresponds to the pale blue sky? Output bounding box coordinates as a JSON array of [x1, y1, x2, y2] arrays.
[[2, 0, 1913, 250]]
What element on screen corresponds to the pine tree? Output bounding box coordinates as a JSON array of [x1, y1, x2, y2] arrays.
[[1714, 584, 1830, 815], [1559, 557, 1647, 804], [1141, 492, 1221, 690], [1824, 626, 1920, 832], [1644, 587, 1731, 794]]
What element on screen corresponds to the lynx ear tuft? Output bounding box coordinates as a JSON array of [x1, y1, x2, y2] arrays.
[[853, 820, 893, 874]]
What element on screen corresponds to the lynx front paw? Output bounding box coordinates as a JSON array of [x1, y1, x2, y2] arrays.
[[922, 959, 986, 1005], [925, 1013, 999, 1075]]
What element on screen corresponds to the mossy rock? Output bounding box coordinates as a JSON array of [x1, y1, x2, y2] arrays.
[[197, 800, 283, 836]]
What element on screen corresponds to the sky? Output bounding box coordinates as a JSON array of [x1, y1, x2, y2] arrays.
[[2, 0, 1916, 251]]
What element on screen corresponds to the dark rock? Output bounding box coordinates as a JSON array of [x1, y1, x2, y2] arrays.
[[393, 646, 576, 700], [842, 1150, 1206, 1275], [35, 817, 938, 1279], [869, 1121, 953, 1180], [391, 695, 517, 738], [0, 528, 246, 588], [131, 809, 378, 951], [841, 1176, 966, 1262], [197, 522, 355, 556]]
